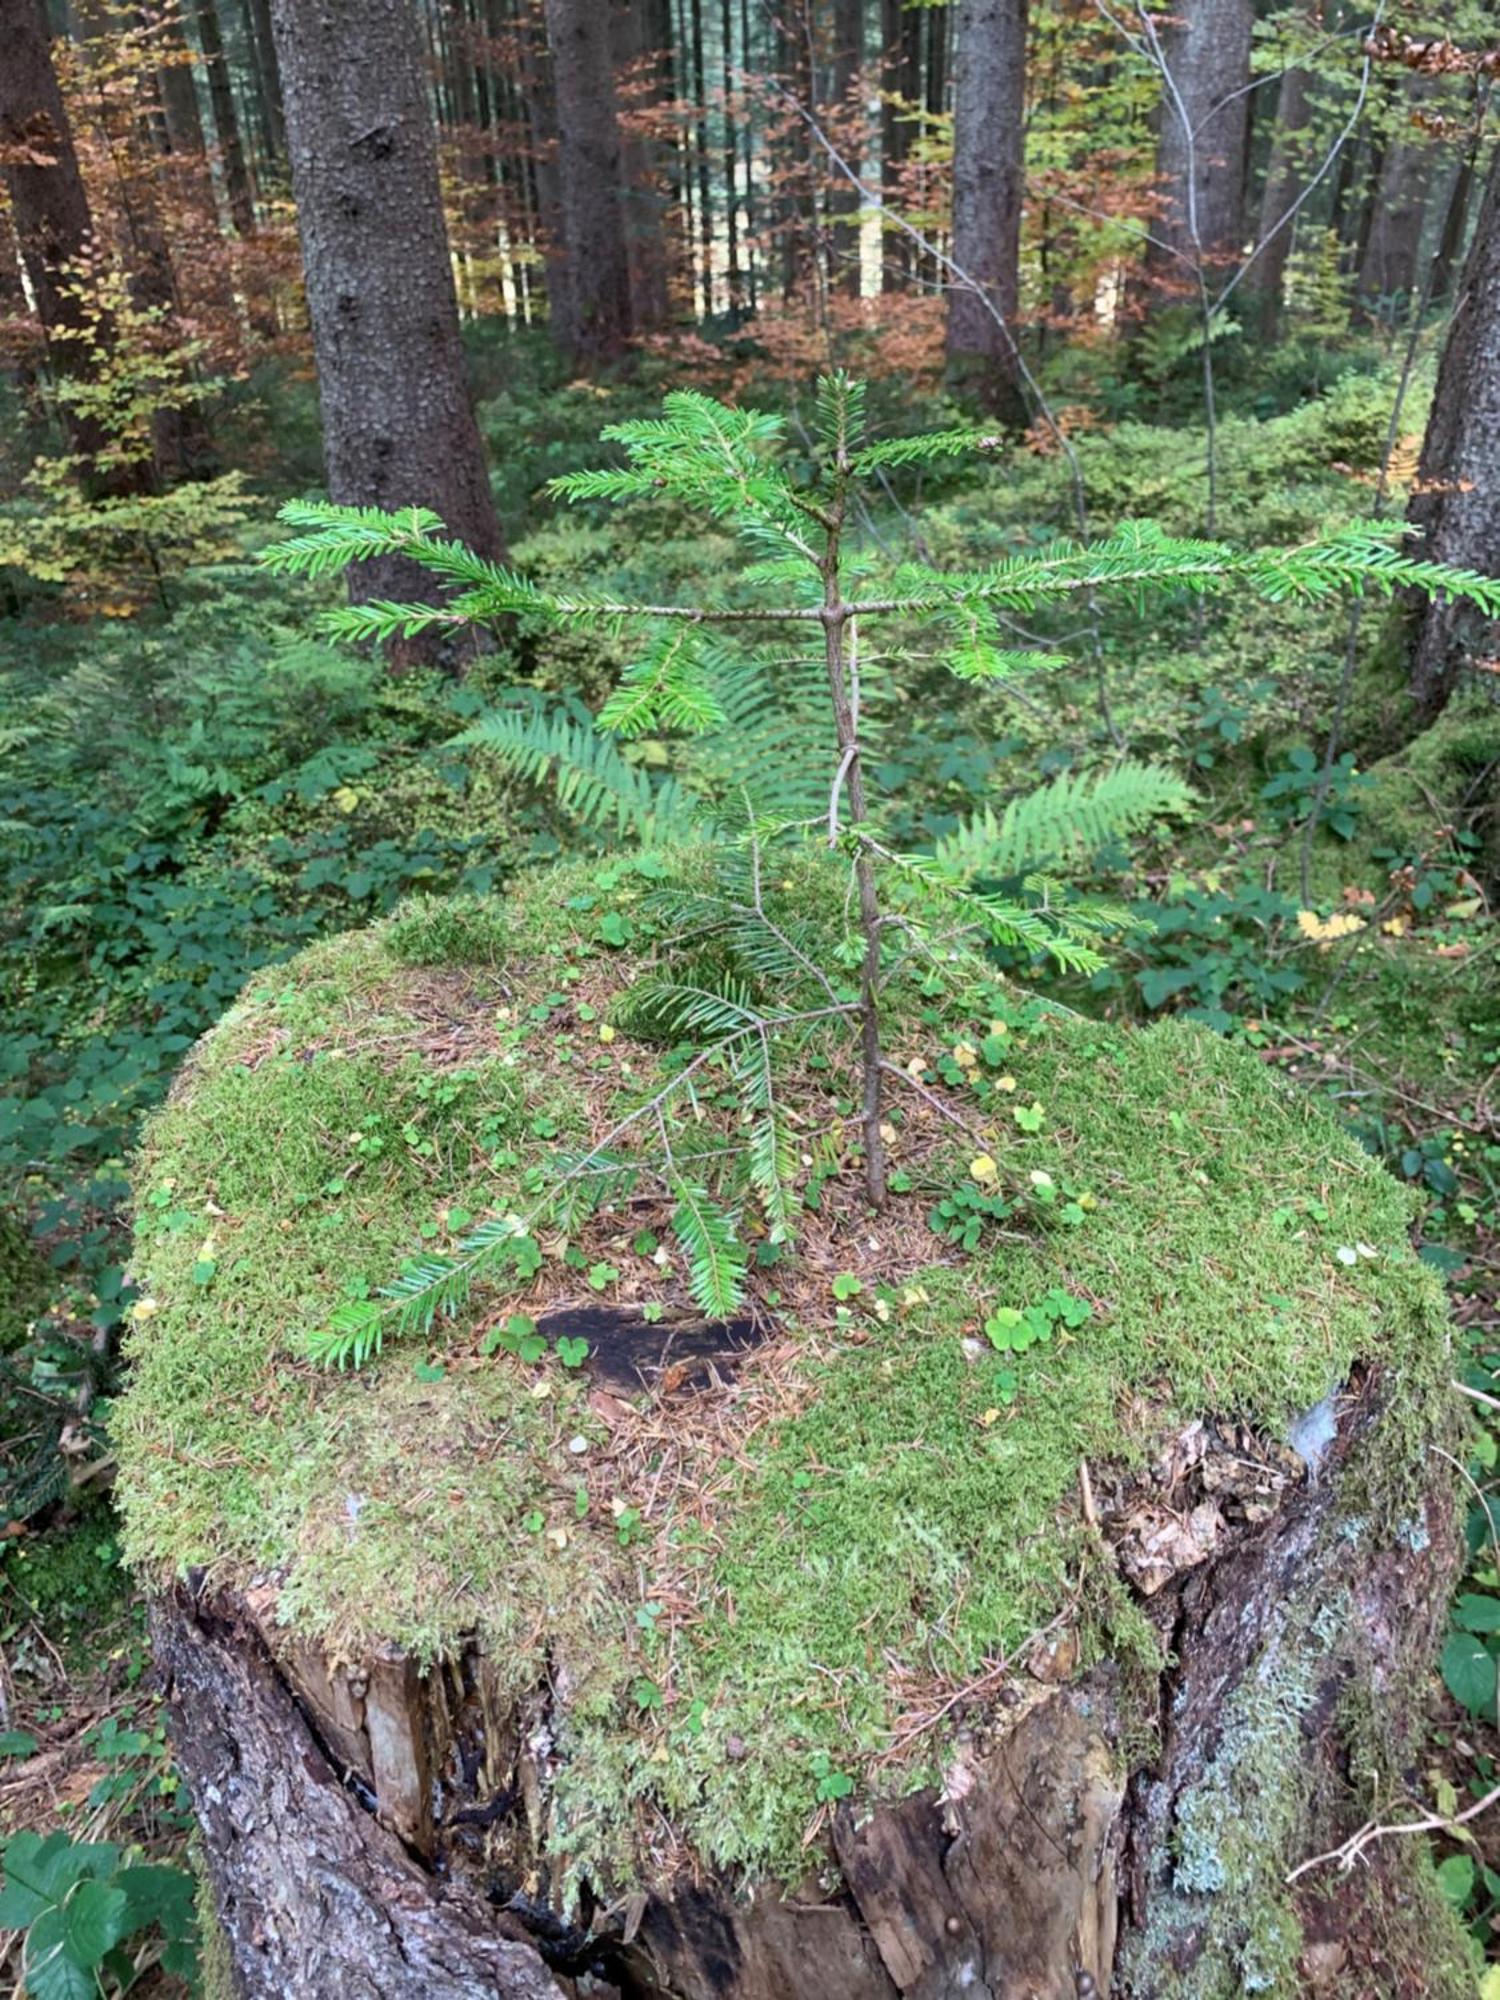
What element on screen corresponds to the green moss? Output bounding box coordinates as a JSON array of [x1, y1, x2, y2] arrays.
[[115, 857, 1456, 1887]]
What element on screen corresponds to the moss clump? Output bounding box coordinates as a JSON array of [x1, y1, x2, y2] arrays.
[[116, 856, 1454, 1887]]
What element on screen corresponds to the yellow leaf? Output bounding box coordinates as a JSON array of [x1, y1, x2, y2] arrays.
[[331, 786, 360, 813], [1382, 915, 1408, 937], [1296, 909, 1365, 946], [970, 1154, 999, 1186], [953, 1041, 978, 1069], [1480, 1966, 1500, 2000], [995, 1074, 1017, 1093], [598, 1024, 616, 1044]]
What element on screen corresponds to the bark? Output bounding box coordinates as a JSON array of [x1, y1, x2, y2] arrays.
[[1405, 147, 1500, 723], [827, 0, 865, 296], [1429, 98, 1484, 307], [151, 1595, 568, 1999], [0, 0, 144, 485], [1356, 78, 1436, 321], [1141, 0, 1255, 294], [152, 0, 207, 156], [161, 1357, 1469, 2000], [518, 0, 572, 339], [613, 0, 673, 331], [543, 0, 633, 361], [267, 0, 504, 630], [1245, 62, 1310, 338], [945, 0, 1029, 425], [879, 0, 921, 291], [241, 0, 286, 168], [196, 0, 257, 235]]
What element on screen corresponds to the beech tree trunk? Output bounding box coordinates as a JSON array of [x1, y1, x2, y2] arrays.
[[1405, 147, 1500, 724], [946, 0, 1029, 424], [268, 0, 504, 630], [543, 0, 633, 361], [161, 1366, 1468, 2000], [1141, 0, 1254, 295]]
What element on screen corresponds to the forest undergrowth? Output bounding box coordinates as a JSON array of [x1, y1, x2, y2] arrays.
[[3, 326, 1500, 1980]]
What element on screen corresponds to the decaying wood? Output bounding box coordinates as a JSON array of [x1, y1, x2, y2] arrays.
[[159, 1366, 1466, 2000]]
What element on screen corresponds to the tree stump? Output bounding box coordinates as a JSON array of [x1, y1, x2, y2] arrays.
[[117, 867, 1477, 1998]]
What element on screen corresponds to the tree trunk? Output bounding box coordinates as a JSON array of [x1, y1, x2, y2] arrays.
[[1141, 0, 1255, 296], [879, 0, 920, 291], [1429, 95, 1484, 307], [613, 0, 673, 332], [161, 1362, 1469, 2000], [196, 0, 257, 235], [1405, 147, 1500, 724], [1356, 78, 1435, 324], [543, 0, 633, 361], [945, 0, 1028, 424], [241, 0, 286, 169], [153, 0, 207, 156], [827, 0, 864, 296], [1245, 61, 1309, 338], [267, 0, 504, 632], [0, 0, 145, 486]]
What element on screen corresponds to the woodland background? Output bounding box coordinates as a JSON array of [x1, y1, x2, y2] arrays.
[[1, 0, 1499, 1987]]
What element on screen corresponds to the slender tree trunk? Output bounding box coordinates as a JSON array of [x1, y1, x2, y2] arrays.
[[827, 0, 864, 296], [196, 0, 257, 234], [1246, 62, 1309, 338], [614, 0, 672, 331], [267, 0, 505, 643], [946, 0, 1029, 424], [0, 0, 146, 487], [1429, 91, 1485, 307], [689, 0, 713, 315], [543, 0, 633, 360], [1141, 0, 1255, 296], [879, 0, 918, 291], [242, 0, 286, 167], [1357, 78, 1435, 324], [152, 0, 207, 156], [1404, 148, 1500, 723], [720, 0, 741, 316], [518, 0, 571, 339]]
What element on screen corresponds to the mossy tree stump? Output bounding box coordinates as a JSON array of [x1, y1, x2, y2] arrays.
[[117, 864, 1475, 1998]]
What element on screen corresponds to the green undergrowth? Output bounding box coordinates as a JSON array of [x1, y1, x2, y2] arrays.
[[115, 857, 1455, 1886]]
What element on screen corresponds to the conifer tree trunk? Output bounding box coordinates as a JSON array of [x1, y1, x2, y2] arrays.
[[1356, 79, 1436, 324], [241, 0, 286, 169], [827, 0, 865, 296], [1141, 0, 1254, 295], [1246, 62, 1309, 337], [614, 0, 673, 331], [542, 0, 633, 360], [946, 0, 1029, 424], [879, 0, 921, 292], [1405, 148, 1500, 723], [196, 0, 257, 235], [0, 0, 146, 487], [153, 0, 207, 157], [267, 0, 504, 632]]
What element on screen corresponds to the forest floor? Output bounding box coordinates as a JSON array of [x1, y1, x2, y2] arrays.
[[2, 326, 1499, 1980]]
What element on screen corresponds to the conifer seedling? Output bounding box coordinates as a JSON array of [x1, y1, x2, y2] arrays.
[[264, 375, 1500, 1363]]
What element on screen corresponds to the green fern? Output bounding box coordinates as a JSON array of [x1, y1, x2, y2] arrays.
[[933, 762, 1193, 883]]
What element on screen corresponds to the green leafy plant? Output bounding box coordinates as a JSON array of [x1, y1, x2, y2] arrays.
[[0, 1830, 198, 1997], [264, 376, 1500, 1364]]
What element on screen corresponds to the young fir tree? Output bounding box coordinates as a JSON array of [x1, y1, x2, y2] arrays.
[[264, 376, 1500, 1364]]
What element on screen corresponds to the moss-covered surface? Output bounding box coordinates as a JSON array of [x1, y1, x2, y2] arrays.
[[115, 856, 1456, 1887], [0, 1210, 50, 1351]]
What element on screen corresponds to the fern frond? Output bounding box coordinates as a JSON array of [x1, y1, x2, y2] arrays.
[[461, 702, 694, 839], [932, 762, 1192, 882]]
